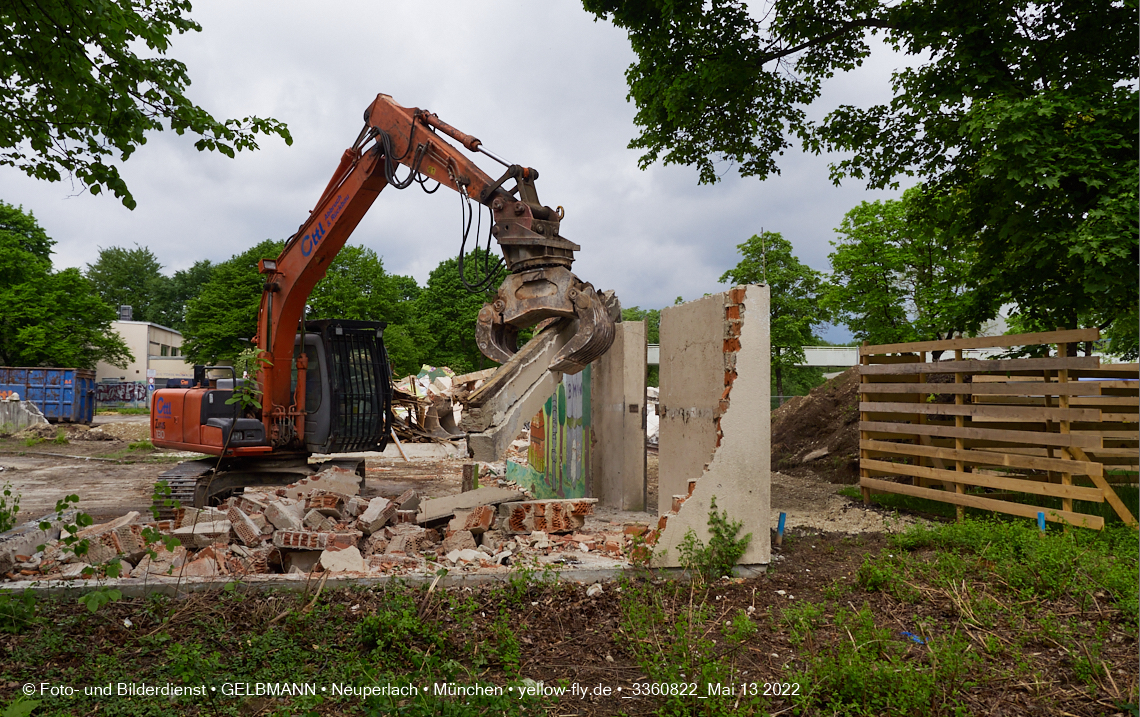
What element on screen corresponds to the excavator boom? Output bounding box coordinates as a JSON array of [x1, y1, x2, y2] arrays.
[[152, 94, 614, 479]]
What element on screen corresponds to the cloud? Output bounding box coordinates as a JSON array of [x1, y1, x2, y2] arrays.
[[0, 0, 913, 335]]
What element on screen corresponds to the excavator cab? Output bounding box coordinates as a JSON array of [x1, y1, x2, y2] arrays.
[[296, 319, 394, 455]]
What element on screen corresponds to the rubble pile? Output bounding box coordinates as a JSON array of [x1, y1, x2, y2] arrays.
[[392, 366, 495, 443], [3, 468, 641, 582]]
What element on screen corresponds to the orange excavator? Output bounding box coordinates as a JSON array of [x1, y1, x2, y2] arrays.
[[150, 94, 615, 510]]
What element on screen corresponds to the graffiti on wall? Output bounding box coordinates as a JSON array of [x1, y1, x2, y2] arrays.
[[506, 366, 591, 499], [96, 382, 148, 405]]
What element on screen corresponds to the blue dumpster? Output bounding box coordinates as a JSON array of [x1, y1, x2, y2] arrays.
[[0, 367, 97, 423]]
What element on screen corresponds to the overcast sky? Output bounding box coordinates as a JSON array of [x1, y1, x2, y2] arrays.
[[0, 1, 914, 342]]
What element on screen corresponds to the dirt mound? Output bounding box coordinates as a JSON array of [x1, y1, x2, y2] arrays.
[[771, 367, 860, 483]]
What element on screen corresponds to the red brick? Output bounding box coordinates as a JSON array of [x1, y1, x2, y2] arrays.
[[623, 524, 648, 537], [728, 287, 746, 304], [725, 304, 740, 320], [462, 505, 496, 535], [723, 338, 741, 353]]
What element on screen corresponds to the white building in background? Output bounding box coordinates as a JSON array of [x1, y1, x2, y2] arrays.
[[94, 320, 193, 385]]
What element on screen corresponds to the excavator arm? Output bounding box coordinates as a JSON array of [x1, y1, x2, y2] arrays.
[[254, 94, 614, 447]]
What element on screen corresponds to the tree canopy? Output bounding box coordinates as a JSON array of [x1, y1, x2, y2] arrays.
[[181, 241, 425, 369], [0, 201, 131, 368], [86, 244, 165, 321], [822, 187, 975, 347], [586, 0, 1138, 339], [1, 0, 291, 208], [182, 239, 284, 364], [720, 231, 826, 397], [410, 249, 507, 376]]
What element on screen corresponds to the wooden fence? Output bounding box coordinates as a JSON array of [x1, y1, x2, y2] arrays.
[[858, 328, 1138, 529]]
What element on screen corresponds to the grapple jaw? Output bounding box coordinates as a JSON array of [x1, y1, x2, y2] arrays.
[[476, 266, 616, 374]]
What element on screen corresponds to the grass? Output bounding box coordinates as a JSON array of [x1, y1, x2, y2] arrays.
[[95, 407, 150, 415], [0, 517, 1134, 716]]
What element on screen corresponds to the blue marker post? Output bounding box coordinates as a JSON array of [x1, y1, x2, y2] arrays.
[[776, 512, 787, 547], [1037, 512, 1046, 533]]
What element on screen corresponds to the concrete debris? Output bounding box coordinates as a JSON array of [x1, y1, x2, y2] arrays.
[[2, 470, 642, 582], [319, 546, 365, 573], [501, 499, 596, 534], [418, 486, 525, 524]]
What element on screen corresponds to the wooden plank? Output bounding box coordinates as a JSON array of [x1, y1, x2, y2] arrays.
[[974, 395, 1138, 408], [860, 382, 1106, 396], [1069, 446, 1139, 527], [862, 328, 1099, 355], [862, 459, 1106, 502], [1070, 369, 1140, 379], [860, 356, 1100, 376], [860, 420, 1102, 448], [859, 401, 1100, 422], [860, 439, 1103, 477], [859, 477, 1105, 529]]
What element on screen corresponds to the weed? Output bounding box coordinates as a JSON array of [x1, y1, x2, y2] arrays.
[[617, 575, 766, 714], [678, 496, 751, 582], [0, 590, 36, 634], [51, 430, 68, 445], [22, 436, 42, 447], [355, 590, 447, 669], [0, 481, 20, 532], [781, 600, 825, 646], [128, 439, 154, 451], [77, 586, 122, 614], [790, 603, 973, 716]]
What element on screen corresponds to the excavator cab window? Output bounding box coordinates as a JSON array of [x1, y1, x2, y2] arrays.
[[301, 320, 392, 454]]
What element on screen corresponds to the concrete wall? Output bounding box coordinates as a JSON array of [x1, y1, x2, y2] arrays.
[[591, 321, 648, 510], [657, 296, 724, 516], [506, 366, 593, 499], [652, 285, 770, 568]]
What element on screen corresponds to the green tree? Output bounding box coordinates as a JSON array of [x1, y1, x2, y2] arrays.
[[151, 259, 215, 331], [822, 188, 975, 349], [719, 231, 827, 398], [413, 249, 506, 375], [0, 201, 131, 368], [622, 306, 661, 386], [307, 245, 414, 325], [181, 239, 283, 364], [585, 0, 1137, 344], [1, 0, 291, 208], [86, 245, 168, 322], [181, 241, 424, 367]]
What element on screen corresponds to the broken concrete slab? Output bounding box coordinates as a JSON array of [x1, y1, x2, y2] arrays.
[[461, 322, 577, 462], [171, 520, 232, 549], [280, 467, 361, 501], [320, 546, 365, 573], [0, 509, 80, 574], [418, 486, 525, 525], [265, 501, 302, 531], [440, 530, 476, 553], [357, 497, 396, 535]]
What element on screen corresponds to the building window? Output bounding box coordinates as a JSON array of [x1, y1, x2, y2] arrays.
[[161, 345, 170, 357], [171, 347, 179, 357]]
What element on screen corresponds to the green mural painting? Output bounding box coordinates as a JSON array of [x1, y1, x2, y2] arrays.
[[505, 366, 591, 499]]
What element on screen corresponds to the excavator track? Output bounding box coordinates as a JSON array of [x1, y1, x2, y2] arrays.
[[153, 456, 366, 518]]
